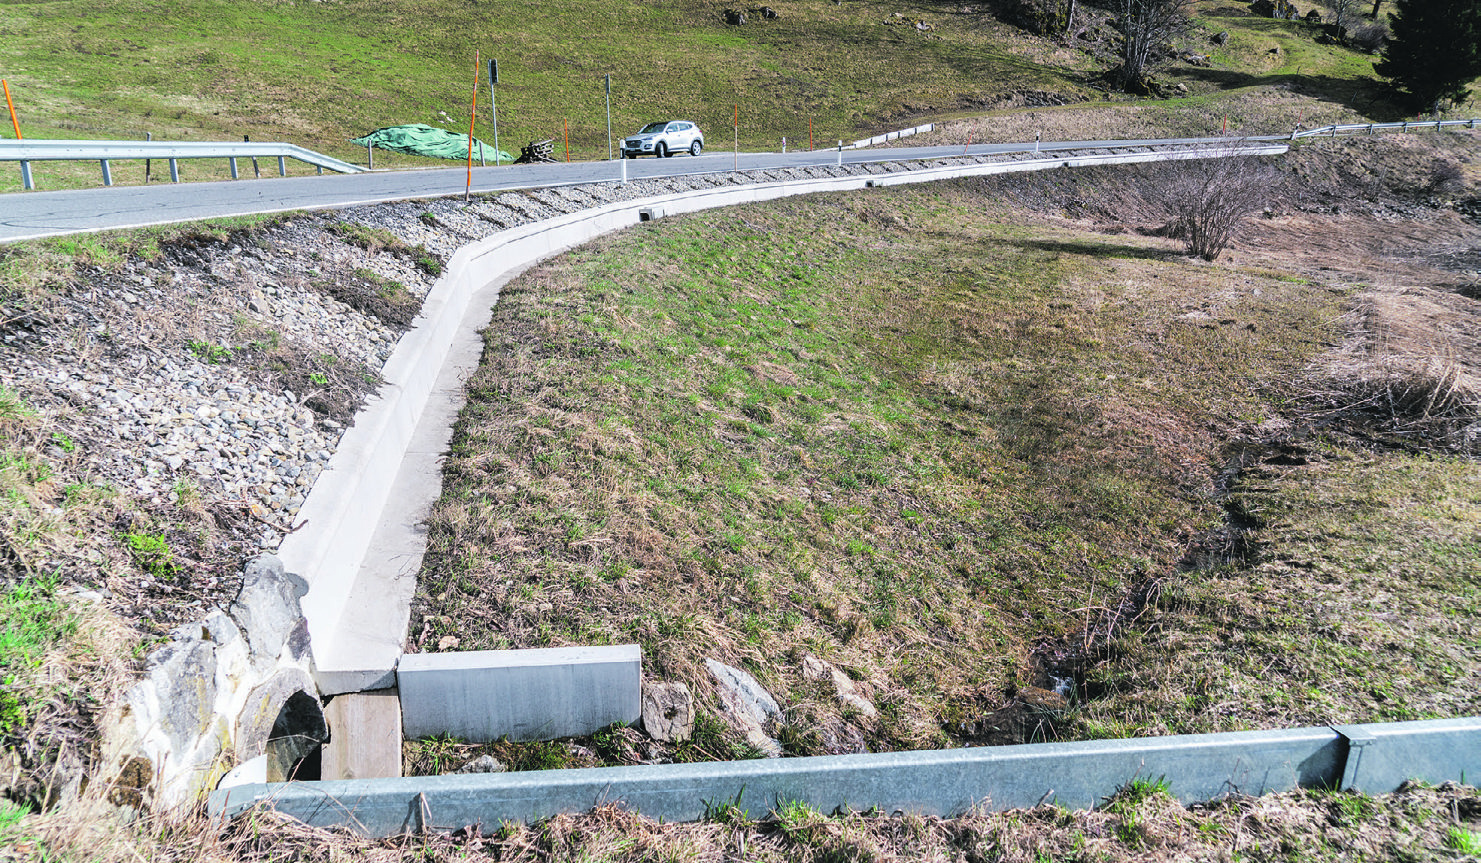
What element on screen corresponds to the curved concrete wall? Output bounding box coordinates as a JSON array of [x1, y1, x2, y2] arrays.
[[277, 143, 1289, 694]]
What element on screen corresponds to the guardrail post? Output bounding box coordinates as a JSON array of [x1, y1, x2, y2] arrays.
[[1368, 124, 1374, 134], [1331, 125, 1337, 138], [278, 155, 287, 177], [316, 164, 323, 175], [229, 157, 239, 179], [1332, 725, 1376, 791], [1291, 127, 1299, 140], [20, 160, 33, 191], [1402, 121, 1409, 132], [169, 158, 179, 183], [100, 159, 112, 187]]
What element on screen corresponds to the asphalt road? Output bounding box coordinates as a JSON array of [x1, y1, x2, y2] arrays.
[[0, 136, 1275, 243]]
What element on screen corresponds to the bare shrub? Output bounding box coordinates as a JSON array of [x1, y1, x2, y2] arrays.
[[1427, 158, 1465, 193], [1138, 149, 1277, 260], [1323, 0, 1364, 35], [1114, 0, 1193, 91], [1348, 19, 1389, 51]]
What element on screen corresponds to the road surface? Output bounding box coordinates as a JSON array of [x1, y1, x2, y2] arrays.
[[0, 136, 1278, 243]]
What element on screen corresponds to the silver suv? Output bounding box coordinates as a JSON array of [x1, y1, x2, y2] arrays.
[[622, 121, 704, 158]]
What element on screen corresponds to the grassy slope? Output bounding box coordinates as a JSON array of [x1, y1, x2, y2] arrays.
[[1, 0, 1439, 193], [0, 0, 1086, 190], [410, 177, 1395, 754]]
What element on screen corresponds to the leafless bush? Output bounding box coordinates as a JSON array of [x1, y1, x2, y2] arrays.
[[1427, 158, 1465, 193], [1348, 19, 1388, 52], [1323, 0, 1363, 36], [1138, 149, 1277, 260]]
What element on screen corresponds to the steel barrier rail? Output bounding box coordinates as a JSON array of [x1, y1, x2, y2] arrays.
[[208, 717, 1481, 836], [0, 138, 367, 190], [1291, 118, 1481, 139]]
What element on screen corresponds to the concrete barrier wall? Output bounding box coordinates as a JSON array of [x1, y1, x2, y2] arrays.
[[398, 645, 642, 742], [281, 142, 1289, 694], [208, 717, 1481, 836]]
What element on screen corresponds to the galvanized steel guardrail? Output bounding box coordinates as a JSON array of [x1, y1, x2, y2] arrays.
[[209, 717, 1481, 837], [0, 138, 366, 190], [843, 122, 935, 150], [1290, 118, 1480, 139]]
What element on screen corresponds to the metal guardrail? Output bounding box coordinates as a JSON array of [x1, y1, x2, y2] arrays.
[[209, 717, 1481, 836], [0, 138, 366, 190], [844, 122, 936, 150], [1290, 118, 1480, 139]]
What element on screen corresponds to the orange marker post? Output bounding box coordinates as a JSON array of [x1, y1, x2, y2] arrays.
[[3, 80, 21, 139], [466, 50, 480, 202]]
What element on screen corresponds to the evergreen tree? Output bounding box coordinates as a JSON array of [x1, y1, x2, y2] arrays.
[[1376, 0, 1481, 112]]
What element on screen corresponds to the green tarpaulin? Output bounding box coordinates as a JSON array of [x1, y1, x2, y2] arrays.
[[351, 124, 511, 162]]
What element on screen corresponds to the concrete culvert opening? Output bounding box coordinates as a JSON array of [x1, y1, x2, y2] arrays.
[[265, 690, 328, 782]]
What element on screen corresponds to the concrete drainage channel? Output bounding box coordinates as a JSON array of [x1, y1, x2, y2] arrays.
[[198, 138, 1481, 831]]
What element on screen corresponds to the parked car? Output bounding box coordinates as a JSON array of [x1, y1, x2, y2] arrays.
[[622, 121, 704, 158]]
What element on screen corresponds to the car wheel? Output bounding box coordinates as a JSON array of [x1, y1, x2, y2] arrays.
[[689, 140, 703, 156], [654, 141, 668, 159]]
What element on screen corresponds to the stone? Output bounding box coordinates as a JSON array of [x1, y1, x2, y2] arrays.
[[455, 754, 507, 774], [1211, 30, 1229, 45], [641, 681, 695, 744], [705, 658, 782, 758], [801, 654, 878, 719], [724, 8, 747, 24], [228, 554, 310, 672]]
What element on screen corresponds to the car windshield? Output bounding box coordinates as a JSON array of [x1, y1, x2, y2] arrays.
[[639, 122, 667, 134]]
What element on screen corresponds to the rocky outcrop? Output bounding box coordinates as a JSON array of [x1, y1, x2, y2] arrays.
[[100, 555, 322, 809], [705, 659, 782, 757]]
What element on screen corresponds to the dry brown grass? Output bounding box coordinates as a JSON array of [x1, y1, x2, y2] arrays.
[[22, 781, 1473, 862]]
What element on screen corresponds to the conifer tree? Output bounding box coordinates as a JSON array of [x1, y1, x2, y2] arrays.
[[1375, 0, 1481, 112]]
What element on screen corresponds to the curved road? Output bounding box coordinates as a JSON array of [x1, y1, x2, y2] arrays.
[[0, 136, 1279, 243]]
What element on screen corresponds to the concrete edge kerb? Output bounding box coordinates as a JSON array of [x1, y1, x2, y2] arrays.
[[279, 141, 1291, 691], [207, 717, 1481, 835]]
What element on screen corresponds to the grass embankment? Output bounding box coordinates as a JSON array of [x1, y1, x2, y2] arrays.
[[0, 0, 1085, 191], [0, 0, 1433, 193], [412, 177, 1362, 757]]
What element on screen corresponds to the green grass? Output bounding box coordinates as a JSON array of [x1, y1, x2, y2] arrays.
[[413, 178, 1347, 753], [0, 574, 76, 740], [1078, 445, 1481, 737], [0, 0, 1087, 192], [0, 0, 1426, 194]]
